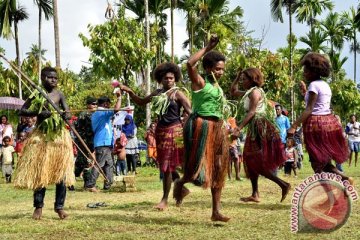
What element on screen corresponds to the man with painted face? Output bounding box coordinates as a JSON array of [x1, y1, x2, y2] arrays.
[[15, 67, 75, 220]]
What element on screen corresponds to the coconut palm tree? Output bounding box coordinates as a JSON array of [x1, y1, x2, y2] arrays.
[[0, 0, 16, 39], [329, 52, 348, 81], [178, 0, 242, 51], [33, 0, 53, 84], [53, 0, 60, 68], [299, 29, 328, 54], [294, 0, 334, 33], [319, 12, 346, 56], [0, 1, 29, 99], [355, 4, 360, 29], [119, 0, 169, 64], [12, 4, 29, 99], [270, 0, 297, 121], [342, 7, 360, 83]]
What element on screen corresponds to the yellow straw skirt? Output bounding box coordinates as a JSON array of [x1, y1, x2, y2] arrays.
[[14, 128, 75, 190]]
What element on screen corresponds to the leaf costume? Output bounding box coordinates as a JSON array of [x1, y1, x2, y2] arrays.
[[14, 91, 75, 190]]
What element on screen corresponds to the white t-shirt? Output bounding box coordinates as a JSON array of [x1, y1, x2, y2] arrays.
[[346, 122, 360, 142], [0, 146, 15, 164]]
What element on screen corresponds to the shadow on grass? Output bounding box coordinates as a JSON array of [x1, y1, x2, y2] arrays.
[[225, 202, 291, 210], [84, 212, 194, 226]]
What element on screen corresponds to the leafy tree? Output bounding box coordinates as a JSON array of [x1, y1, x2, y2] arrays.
[[79, 6, 154, 84], [331, 79, 360, 121]]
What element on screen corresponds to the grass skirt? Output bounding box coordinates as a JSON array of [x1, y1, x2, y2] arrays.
[[14, 128, 75, 190], [155, 123, 184, 173], [182, 115, 228, 189], [303, 115, 349, 169], [243, 117, 285, 178]]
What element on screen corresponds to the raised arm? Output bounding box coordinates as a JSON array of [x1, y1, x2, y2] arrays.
[[114, 89, 122, 113], [230, 71, 246, 98], [187, 35, 219, 91], [119, 84, 158, 106]]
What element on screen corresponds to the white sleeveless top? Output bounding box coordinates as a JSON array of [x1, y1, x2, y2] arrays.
[[242, 87, 266, 114]]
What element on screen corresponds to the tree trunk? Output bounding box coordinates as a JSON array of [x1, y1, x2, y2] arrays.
[[170, 0, 174, 63], [354, 31, 357, 83], [289, 3, 294, 123], [53, 0, 61, 68], [14, 21, 22, 99], [38, 6, 42, 85], [144, 0, 151, 127]]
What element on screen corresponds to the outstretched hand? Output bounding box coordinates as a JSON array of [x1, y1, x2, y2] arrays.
[[119, 84, 131, 93], [206, 34, 219, 50]]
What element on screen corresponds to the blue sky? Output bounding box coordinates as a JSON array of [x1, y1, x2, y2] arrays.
[[0, 0, 358, 82]]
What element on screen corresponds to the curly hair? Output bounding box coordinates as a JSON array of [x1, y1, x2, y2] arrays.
[[242, 67, 264, 87], [202, 51, 226, 70], [300, 52, 331, 78], [153, 62, 182, 83]]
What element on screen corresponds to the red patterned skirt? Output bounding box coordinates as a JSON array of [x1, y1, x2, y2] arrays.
[[303, 114, 349, 171], [243, 117, 286, 178], [155, 122, 184, 173]]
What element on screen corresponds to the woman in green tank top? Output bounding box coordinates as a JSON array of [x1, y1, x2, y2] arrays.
[[173, 35, 230, 222]]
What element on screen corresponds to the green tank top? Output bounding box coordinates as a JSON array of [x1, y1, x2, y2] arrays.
[[192, 79, 223, 119]]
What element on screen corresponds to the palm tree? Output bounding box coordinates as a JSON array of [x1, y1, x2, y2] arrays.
[[270, 0, 297, 121], [295, 0, 334, 33], [319, 12, 346, 56], [0, 1, 29, 99], [0, 0, 16, 39], [53, 0, 60, 68], [299, 29, 328, 54], [170, 0, 177, 62], [178, 0, 243, 51], [329, 52, 348, 81], [342, 7, 360, 83], [25, 44, 47, 78], [119, 0, 169, 64], [355, 4, 360, 29], [33, 0, 53, 84], [12, 4, 29, 99]]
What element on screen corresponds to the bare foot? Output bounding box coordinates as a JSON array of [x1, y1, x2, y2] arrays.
[[55, 209, 68, 220], [174, 185, 190, 207], [240, 196, 260, 203], [348, 177, 355, 186], [154, 199, 168, 211], [281, 183, 291, 202], [32, 208, 42, 220], [211, 213, 231, 222]]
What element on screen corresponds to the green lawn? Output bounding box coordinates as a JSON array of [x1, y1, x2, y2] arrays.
[[0, 155, 359, 240]]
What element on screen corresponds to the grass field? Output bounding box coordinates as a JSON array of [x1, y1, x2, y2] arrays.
[[0, 154, 359, 240]]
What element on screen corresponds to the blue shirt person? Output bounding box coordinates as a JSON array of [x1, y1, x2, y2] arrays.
[[85, 94, 122, 192], [275, 105, 290, 144]]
